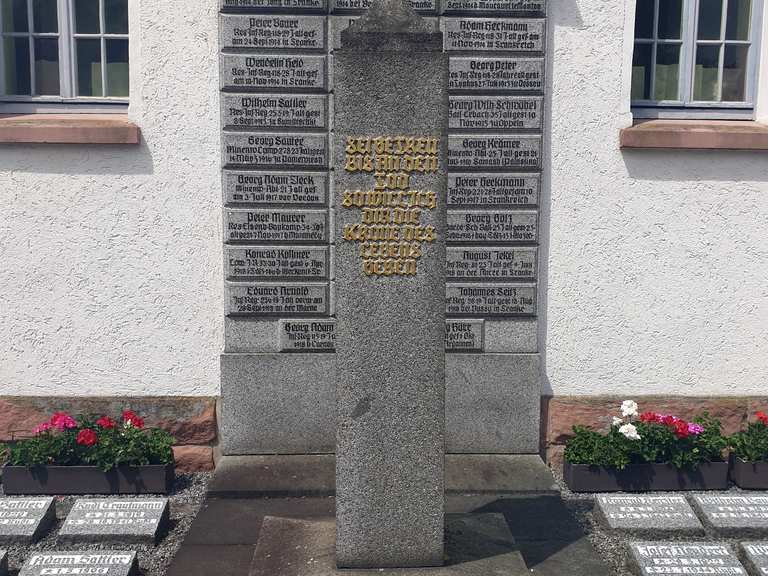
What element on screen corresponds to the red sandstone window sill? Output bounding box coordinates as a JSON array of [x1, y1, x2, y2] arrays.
[[0, 114, 140, 145], [620, 119, 768, 150]]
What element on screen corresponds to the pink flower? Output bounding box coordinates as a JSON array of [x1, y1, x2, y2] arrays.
[[687, 423, 705, 435], [33, 422, 52, 435], [50, 412, 77, 431]]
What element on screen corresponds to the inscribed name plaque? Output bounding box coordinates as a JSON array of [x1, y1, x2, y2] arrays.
[[331, 0, 436, 11], [449, 57, 544, 92], [222, 94, 327, 129], [741, 542, 768, 576], [595, 495, 703, 536], [220, 0, 326, 10], [446, 284, 536, 316], [442, 18, 545, 52], [693, 495, 768, 536], [220, 15, 326, 50], [442, 0, 546, 15], [222, 133, 327, 168], [226, 246, 328, 279], [59, 499, 170, 545], [448, 135, 541, 169], [449, 97, 542, 130], [279, 319, 336, 351], [224, 171, 327, 206], [447, 247, 536, 280], [447, 210, 537, 243], [225, 209, 328, 243], [628, 543, 746, 576], [445, 319, 484, 351], [20, 552, 139, 576], [220, 55, 326, 91], [447, 173, 539, 207], [0, 498, 55, 543], [227, 282, 329, 315]]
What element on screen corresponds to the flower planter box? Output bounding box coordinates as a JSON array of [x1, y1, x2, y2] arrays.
[[1, 464, 174, 495], [731, 457, 768, 490], [563, 461, 729, 493]]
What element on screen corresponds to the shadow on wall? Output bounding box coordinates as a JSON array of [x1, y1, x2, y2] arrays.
[[622, 148, 768, 183]]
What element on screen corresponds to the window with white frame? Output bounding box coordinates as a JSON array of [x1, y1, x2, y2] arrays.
[[1, 0, 128, 110], [631, 0, 763, 118]]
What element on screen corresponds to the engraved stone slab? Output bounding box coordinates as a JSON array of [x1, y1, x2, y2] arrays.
[[59, 499, 169, 545], [329, 16, 439, 50], [20, 552, 139, 576], [222, 94, 327, 129], [442, 0, 546, 15], [220, 0, 326, 11], [222, 133, 327, 168], [449, 96, 542, 130], [220, 15, 326, 51], [226, 246, 328, 279], [225, 209, 328, 243], [449, 57, 544, 92], [279, 319, 336, 351], [0, 498, 55, 543], [448, 135, 541, 169], [0, 550, 6, 576], [331, 0, 436, 12], [445, 319, 484, 351], [224, 171, 328, 206], [226, 282, 329, 315], [446, 283, 536, 316], [220, 54, 326, 91], [595, 495, 703, 536], [741, 542, 768, 576], [693, 495, 768, 537], [447, 247, 536, 280], [442, 19, 545, 52], [447, 173, 539, 207], [628, 543, 746, 576], [447, 210, 537, 243]]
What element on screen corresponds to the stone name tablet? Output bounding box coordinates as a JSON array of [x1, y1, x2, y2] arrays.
[[741, 542, 768, 576], [442, 18, 545, 52], [20, 552, 139, 576], [222, 133, 327, 168], [331, 0, 436, 11], [220, 0, 326, 10], [279, 319, 336, 351], [227, 282, 329, 315], [446, 284, 535, 316], [225, 209, 327, 243], [595, 495, 703, 536], [449, 97, 542, 130], [226, 246, 328, 279], [447, 210, 538, 243], [628, 543, 746, 576], [59, 499, 170, 545], [220, 15, 325, 50], [449, 57, 544, 92], [445, 319, 484, 351], [448, 135, 541, 169], [224, 171, 328, 206], [442, 0, 546, 15], [222, 94, 327, 129], [693, 495, 768, 537], [447, 247, 536, 280], [447, 173, 539, 207], [0, 498, 55, 543], [220, 54, 326, 91]]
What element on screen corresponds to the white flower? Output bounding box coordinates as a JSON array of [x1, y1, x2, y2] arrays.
[[612, 416, 623, 427], [619, 423, 641, 441], [621, 400, 639, 418]]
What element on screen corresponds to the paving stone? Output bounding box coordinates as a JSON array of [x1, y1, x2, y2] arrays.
[[595, 495, 704, 536], [0, 497, 56, 544], [628, 542, 747, 576], [166, 544, 255, 576], [741, 542, 768, 576], [59, 498, 170, 545], [693, 495, 768, 537], [20, 552, 139, 576]]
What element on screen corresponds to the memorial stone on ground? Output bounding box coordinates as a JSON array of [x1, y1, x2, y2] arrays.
[[59, 499, 170, 545], [693, 495, 768, 537], [595, 495, 703, 536], [741, 542, 768, 576], [0, 498, 55, 544], [629, 543, 747, 576], [20, 552, 138, 576]]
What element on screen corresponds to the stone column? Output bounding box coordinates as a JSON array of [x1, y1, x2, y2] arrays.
[[334, 0, 448, 568]]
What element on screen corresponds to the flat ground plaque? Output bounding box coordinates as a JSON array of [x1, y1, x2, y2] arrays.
[[595, 495, 703, 536], [693, 495, 768, 537], [20, 552, 138, 576], [59, 499, 169, 545], [0, 497, 55, 544], [741, 542, 768, 576], [629, 543, 746, 576]]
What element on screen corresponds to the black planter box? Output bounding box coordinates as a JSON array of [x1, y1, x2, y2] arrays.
[[731, 457, 768, 490], [563, 461, 729, 492], [1, 464, 174, 495]]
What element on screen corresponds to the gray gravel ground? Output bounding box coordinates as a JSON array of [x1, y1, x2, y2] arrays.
[[0, 472, 211, 576]]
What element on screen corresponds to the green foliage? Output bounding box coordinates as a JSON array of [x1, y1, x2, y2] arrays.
[[731, 421, 768, 463]]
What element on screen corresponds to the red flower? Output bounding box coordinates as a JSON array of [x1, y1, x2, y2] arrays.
[[95, 416, 116, 429], [76, 428, 98, 446], [50, 412, 77, 431], [122, 410, 144, 429], [673, 420, 690, 439], [756, 411, 768, 425], [640, 412, 660, 423], [662, 415, 679, 426]]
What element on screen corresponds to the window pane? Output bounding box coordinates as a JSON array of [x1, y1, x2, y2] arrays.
[[1, 0, 29, 33], [697, 0, 723, 39], [658, 0, 683, 39], [722, 44, 748, 100], [76, 38, 102, 96], [725, 0, 751, 40], [32, 0, 57, 32], [3, 37, 31, 94], [635, 0, 655, 38], [631, 43, 653, 100], [33, 36, 57, 94], [75, 0, 99, 33], [654, 44, 680, 100], [105, 38, 128, 96], [693, 44, 721, 100], [104, 0, 127, 34]]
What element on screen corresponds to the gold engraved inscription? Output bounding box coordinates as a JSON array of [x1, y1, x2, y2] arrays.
[[343, 136, 440, 276]]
